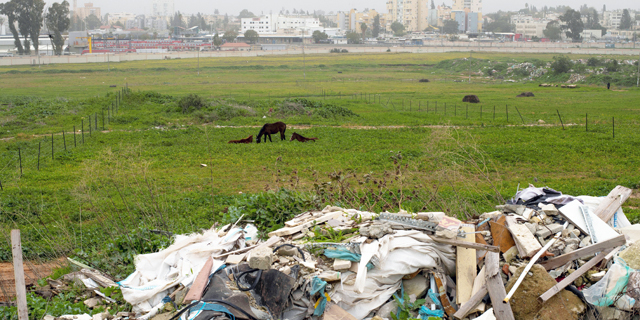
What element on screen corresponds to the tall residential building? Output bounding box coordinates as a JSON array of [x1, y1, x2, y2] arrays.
[[75, 3, 101, 20], [386, 0, 430, 32], [452, 0, 482, 13], [152, 0, 175, 17], [451, 0, 482, 32]]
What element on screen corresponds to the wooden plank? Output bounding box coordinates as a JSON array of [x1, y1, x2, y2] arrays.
[[11, 230, 29, 320], [539, 248, 614, 303], [433, 273, 457, 317], [183, 257, 213, 302], [539, 234, 626, 270], [268, 211, 343, 237], [485, 252, 515, 320], [456, 224, 477, 305], [322, 302, 357, 320], [594, 185, 633, 222], [431, 237, 500, 252], [454, 285, 488, 320]]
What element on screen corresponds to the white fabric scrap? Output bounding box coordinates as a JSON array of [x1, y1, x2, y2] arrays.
[[330, 230, 455, 320], [119, 228, 244, 312]]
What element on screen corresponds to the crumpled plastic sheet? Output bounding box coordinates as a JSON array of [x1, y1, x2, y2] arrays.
[[118, 228, 245, 312], [311, 276, 329, 316], [324, 248, 374, 270], [583, 257, 636, 310], [330, 230, 455, 320]]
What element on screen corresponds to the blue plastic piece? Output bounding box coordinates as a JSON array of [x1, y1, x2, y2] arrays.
[[311, 276, 329, 316]]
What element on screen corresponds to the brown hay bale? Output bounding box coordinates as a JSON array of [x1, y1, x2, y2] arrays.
[[462, 95, 480, 103], [516, 92, 535, 97]]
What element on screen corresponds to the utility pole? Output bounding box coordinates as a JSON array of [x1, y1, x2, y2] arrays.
[[302, 28, 306, 80], [637, 51, 639, 87], [197, 49, 200, 76], [469, 51, 472, 83]]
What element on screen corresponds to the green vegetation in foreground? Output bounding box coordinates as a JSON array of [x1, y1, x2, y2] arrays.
[[0, 52, 639, 282]]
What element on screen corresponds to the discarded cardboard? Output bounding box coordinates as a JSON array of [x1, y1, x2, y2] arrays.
[[490, 217, 516, 253], [323, 303, 358, 320]]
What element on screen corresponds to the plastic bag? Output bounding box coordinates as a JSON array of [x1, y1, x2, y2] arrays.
[[583, 257, 633, 307], [324, 248, 374, 270], [311, 276, 329, 316], [243, 224, 258, 241]]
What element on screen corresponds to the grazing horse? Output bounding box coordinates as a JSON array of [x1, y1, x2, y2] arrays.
[[257, 122, 286, 143], [290, 132, 318, 142], [228, 135, 253, 144]]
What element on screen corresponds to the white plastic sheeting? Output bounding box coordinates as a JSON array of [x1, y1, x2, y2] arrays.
[[119, 228, 245, 312], [331, 230, 455, 320]]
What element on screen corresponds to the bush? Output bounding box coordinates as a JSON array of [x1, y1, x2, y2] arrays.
[[330, 48, 341, 53], [606, 59, 619, 72], [551, 55, 573, 74], [178, 94, 206, 114], [341, 49, 349, 53], [587, 57, 601, 67]]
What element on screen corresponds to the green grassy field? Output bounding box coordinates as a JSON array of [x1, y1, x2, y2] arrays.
[[0, 52, 639, 271]]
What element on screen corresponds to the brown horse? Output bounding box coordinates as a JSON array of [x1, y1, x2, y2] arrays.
[[257, 122, 286, 143], [290, 132, 318, 142], [228, 135, 253, 144]]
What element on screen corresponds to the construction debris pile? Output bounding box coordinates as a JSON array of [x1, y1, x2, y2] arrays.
[[41, 185, 640, 320]]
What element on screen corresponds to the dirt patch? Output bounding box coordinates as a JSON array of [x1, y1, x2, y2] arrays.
[[0, 258, 66, 302]]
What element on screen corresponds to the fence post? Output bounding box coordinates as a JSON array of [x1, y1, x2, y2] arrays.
[[455, 104, 457, 116], [95, 113, 98, 129], [445, 102, 447, 115], [419, 101, 421, 111], [63, 130, 66, 150], [37, 142, 41, 171], [18, 148, 22, 177], [89, 116, 92, 137], [515, 106, 524, 124], [11, 230, 29, 320], [466, 105, 468, 119], [586, 113, 588, 132], [493, 106, 496, 121], [480, 106, 482, 119], [73, 125, 76, 147], [556, 110, 565, 130], [506, 105, 509, 122], [612, 117, 615, 139], [82, 120, 84, 144], [51, 133, 54, 160], [102, 110, 105, 130]]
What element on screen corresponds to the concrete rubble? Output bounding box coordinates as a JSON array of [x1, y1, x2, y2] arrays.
[[27, 184, 640, 320]]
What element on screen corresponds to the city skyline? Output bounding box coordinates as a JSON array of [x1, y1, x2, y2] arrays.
[[1, 0, 637, 16]]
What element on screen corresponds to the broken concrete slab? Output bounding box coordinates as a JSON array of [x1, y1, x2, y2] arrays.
[[535, 223, 563, 238], [619, 242, 640, 270], [83, 297, 100, 308], [507, 221, 542, 258], [402, 274, 428, 299], [503, 246, 519, 264], [359, 222, 394, 239], [505, 264, 585, 320], [248, 246, 275, 270], [333, 259, 352, 271]]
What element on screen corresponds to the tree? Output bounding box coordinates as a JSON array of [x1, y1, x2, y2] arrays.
[[483, 12, 515, 33], [238, 9, 255, 18], [214, 9, 219, 15], [543, 21, 562, 40], [213, 33, 222, 46], [390, 21, 405, 36], [45, 1, 70, 55], [114, 21, 124, 28], [84, 14, 101, 29], [559, 9, 583, 41], [619, 9, 632, 30], [244, 29, 259, 43], [360, 22, 368, 42], [431, 0, 436, 9], [346, 31, 361, 44], [372, 15, 381, 37], [551, 55, 573, 73], [311, 30, 328, 43], [443, 20, 459, 34], [222, 29, 238, 42], [0, 1, 25, 54], [15, 0, 46, 55]]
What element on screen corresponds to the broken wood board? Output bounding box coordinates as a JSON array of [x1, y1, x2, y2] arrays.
[[594, 185, 632, 222], [540, 234, 626, 270], [559, 200, 619, 243], [431, 237, 499, 252], [506, 218, 542, 258], [269, 211, 343, 237], [434, 273, 457, 317], [456, 224, 477, 306], [490, 216, 516, 253], [183, 257, 213, 302], [471, 266, 487, 314], [322, 302, 357, 320], [539, 248, 614, 303], [485, 251, 515, 320], [454, 285, 488, 320]]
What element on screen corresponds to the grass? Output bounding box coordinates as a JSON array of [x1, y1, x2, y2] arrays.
[[0, 51, 639, 271]]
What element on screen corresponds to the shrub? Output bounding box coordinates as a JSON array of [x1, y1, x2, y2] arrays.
[[341, 49, 349, 53], [587, 57, 601, 67], [606, 59, 619, 72], [551, 55, 573, 74], [178, 94, 206, 114]]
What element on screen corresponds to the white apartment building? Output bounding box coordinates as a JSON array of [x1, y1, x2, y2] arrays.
[[512, 15, 550, 38], [241, 15, 320, 34], [152, 0, 175, 17], [452, 0, 481, 13], [109, 13, 137, 25], [386, 0, 430, 32]]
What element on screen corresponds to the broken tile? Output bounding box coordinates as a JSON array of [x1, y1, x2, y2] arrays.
[[333, 259, 352, 271]]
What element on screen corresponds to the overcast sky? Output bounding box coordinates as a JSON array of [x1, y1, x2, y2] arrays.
[[1, 0, 638, 16]]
